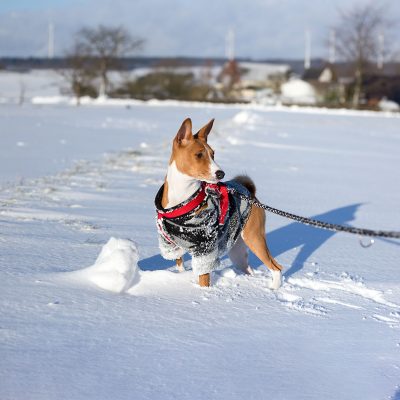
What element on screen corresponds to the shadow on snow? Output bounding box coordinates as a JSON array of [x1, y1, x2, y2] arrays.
[[138, 203, 362, 278], [257, 203, 362, 278]]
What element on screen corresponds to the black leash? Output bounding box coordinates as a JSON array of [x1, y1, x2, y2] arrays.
[[228, 187, 400, 239]]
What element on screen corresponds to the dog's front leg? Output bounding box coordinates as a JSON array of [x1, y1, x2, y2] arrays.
[[176, 257, 185, 272], [199, 273, 210, 287], [191, 254, 218, 287]]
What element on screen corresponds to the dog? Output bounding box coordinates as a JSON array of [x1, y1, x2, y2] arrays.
[[155, 118, 283, 289]]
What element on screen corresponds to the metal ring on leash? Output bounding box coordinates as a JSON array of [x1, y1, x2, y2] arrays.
[[359, 237, 375, 248], [228, 187, 400, 240]]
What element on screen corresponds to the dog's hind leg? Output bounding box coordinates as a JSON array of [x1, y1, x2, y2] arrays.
[[242, 205, 283, 289], [229, 236, 253, 275]]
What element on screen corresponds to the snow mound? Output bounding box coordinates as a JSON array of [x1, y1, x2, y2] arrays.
[[71, 237, 139, 293], [378, 97, 399, 112], [232, 110, 261, 125], [218, 267, 237, 279], [281, 79, 317, 104]]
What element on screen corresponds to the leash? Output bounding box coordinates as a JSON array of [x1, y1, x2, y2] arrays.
[[228, 187, 400, 239]]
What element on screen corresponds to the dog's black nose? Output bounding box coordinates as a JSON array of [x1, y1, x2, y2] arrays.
[[216, 170, 225, 180]]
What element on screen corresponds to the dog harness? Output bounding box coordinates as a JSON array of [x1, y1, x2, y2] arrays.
[[155, 181, 251, 276]]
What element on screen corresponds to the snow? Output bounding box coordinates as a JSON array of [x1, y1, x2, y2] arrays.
[[1, 95, 400, 400], [66, 237, 140, 293], [281, 78, 317, 104], [379, 97, 400, 112], [0, 69, 63, 103]]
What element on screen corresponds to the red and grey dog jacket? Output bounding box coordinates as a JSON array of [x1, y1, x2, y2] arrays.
[[155, 181, 251, 276]]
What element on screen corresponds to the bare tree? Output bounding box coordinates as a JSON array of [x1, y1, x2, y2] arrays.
[[334, 2, 393, 107], [60, 43, 97, 105], [75, 25, 144, 95]]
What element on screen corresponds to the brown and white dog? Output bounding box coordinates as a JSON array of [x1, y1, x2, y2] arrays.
[[155, 118, 283, 289]]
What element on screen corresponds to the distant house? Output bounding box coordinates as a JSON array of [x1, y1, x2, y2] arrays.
[[217, 60, 241, 89], [303, 63, 354, 85], [238, 62, 290, 88], [217, 60, 290, 102], [302, 63, 354, 104], [363, 75, 400, 106], [303, 62, 400, 107], [363, 63, 400, 106]]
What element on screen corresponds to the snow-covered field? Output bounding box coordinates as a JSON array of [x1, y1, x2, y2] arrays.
[[1, 100, 400, 400]]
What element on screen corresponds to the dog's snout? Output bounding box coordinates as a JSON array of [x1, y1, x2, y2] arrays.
[[216, 170, 225, 180]]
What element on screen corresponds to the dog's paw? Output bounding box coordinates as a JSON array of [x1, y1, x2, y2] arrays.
[[176, 257, 185, 272], [270, 270, 282, 290], [245, 266, 254, 276], [176, 264, 185, 273]]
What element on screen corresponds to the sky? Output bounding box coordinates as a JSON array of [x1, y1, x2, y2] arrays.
[[0, 0, 399, 60]]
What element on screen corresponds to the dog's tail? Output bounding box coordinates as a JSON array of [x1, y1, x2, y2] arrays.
[[233, 175, 256, 198]]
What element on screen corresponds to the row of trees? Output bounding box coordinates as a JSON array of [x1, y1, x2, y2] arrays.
[[62, 3, 397, 107], [62, 26, 221, 104]]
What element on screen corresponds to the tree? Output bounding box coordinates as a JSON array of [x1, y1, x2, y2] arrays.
[[334, 3, 393, 107], [60, 43, 97, 105], [74, 25, 144, 95]]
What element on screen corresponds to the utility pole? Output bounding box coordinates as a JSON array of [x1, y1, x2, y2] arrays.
[[225, 28, 235, 61], [329, 29, 336, 64], [48, 21, 54, 59], [377, 32, 384, 70], [304, 28, 311, 70]]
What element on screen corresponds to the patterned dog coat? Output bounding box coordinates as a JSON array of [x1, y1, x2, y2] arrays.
[[155, 181, 252, 276]]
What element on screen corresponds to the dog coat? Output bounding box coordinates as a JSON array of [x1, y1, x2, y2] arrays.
[[155, 181, 252, 276]]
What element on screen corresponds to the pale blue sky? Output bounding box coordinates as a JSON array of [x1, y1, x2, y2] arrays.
[[0, 0, 79, 13], [0, 0, 399, 59]]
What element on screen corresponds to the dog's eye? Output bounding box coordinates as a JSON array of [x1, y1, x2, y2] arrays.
[[195, 152, 203, 159]]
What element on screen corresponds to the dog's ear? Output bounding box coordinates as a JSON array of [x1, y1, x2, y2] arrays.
[[195, 118, 214, 142], [175, 118, 193, 145]]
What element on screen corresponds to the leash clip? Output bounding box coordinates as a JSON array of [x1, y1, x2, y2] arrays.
[[359, 237, 375, 248]]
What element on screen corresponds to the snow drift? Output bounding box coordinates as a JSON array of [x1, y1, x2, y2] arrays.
[[281, 78, 317, 104], [69, 237, 139, 293]]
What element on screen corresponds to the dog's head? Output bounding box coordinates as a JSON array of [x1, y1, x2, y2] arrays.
[[171, 118, 225, 183]]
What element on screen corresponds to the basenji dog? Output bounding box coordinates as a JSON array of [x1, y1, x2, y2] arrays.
[[155, 118, 283, 289]]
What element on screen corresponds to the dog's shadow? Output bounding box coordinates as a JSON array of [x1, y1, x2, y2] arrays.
[[392, 388, 400, 400], [256, 203, 362, 278], [138, 203, 362, 278]]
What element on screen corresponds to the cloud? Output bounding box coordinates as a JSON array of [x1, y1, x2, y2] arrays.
[[0, 0, 399, 59]]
